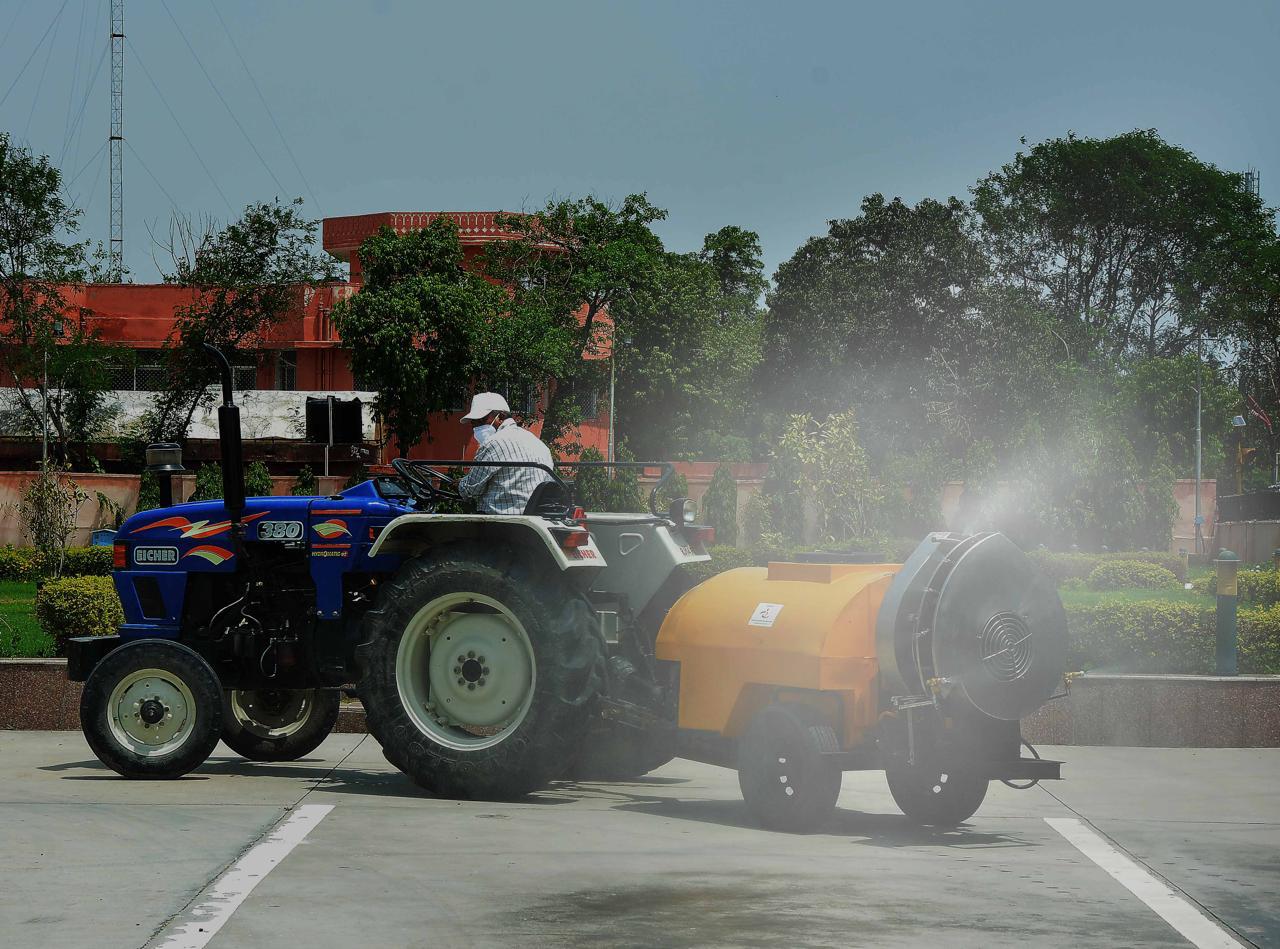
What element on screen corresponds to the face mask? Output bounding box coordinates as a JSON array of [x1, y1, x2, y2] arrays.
[[473, 424, 496, 446]]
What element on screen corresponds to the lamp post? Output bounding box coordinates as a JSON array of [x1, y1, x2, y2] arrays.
[[1194, 335, 1203, 555]]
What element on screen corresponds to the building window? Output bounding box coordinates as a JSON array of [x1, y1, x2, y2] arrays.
[[276, 351, 297, 391], [232, 364, 258, 391]]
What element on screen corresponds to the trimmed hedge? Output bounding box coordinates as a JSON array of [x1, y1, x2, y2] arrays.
[[1193, 567, 1280, 606], [1028, 549, 1186, 584], [1065, 598, 1280, 674], [1085, 560, 1179, 591], [0, 545, 114, 581], [34, 576, 123, 653]]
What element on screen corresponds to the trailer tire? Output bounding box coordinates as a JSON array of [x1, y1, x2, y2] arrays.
[[359, 546, 601, 799], [885, 760, 988, 827], [738, 703, 843, 833], [220, 689, 341, 762], [80, 639, 223, 779]]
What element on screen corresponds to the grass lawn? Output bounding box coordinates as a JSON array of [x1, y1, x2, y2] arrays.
[[1057, 585, 1215, 609], [0, 581, 54, 658]]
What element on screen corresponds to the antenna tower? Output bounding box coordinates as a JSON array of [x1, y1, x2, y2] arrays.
[[109, 0, 124, 281], [1244, 168, 1261, 199]]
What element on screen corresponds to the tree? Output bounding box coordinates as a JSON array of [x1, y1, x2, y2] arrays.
[[484, 195, 668, 446], [762, 194, 988, 444], [143, 199, 339, 442], [0, 134, 120, 466], [611, 227, 765, 460], [702, 464, 740, 546], [973, 129, 1278, 362], [333, 220, 575, 455]]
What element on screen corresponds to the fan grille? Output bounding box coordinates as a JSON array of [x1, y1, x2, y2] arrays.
[[979, 611, 1033, 681]]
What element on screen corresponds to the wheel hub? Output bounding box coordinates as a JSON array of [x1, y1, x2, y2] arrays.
[[428, 614, 531, 728], [138, 698, 166, 725], [228, 689, 314, 739], [108, 669, 195, 754]]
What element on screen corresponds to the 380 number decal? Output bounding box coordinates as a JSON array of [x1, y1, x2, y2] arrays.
[[257, 520, 304, 541]]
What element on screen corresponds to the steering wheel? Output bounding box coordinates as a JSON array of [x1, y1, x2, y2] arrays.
[[391, 458, 464, 508]]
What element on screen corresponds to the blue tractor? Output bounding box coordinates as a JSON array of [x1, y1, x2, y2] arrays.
[[71, 347, 714, 797]]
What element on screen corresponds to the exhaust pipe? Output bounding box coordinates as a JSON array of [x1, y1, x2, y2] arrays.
[[202, 344, 246, 524]]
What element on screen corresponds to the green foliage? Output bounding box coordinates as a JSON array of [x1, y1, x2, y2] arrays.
[[94, 491, 125, 530], [145, 199, 339, 443], [0, 546, 116, 581], [602, 462, 646, 513], [1085, 560, 1180, 591], [334, 220, 569, 455], [34, 575, 123, 652], [19, 470, 89, 577], [681, 544, 762, 586], [0, 579, 52, 658], [342, 464, 369, 490], [571, 447, 610, 511], [657, 472, 690, 508], [1194, 567, 1280, 606], [245, 461, 273, 497], [136, 470, 161, 513], [291, 465, 318, 496], [189, 463, 224, 502], [702, 465, 740, 546], [1028, 549, 1187, 584], [778, 411, 883, 542], [1064, 599, 1280, 674]]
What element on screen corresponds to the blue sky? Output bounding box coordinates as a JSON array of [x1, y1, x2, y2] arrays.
[[2, 0, 1276, 282]]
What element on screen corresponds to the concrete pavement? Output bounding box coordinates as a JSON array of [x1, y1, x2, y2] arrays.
[[0, 732, 1275, 948]]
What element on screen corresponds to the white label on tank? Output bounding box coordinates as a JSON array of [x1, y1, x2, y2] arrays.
[[748, 602, 785, 627]]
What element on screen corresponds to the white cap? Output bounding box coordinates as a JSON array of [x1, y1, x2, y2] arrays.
[[461, 391, 511, 422]]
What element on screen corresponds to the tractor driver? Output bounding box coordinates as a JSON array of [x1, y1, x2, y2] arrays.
[[457, 392, 554, 514]]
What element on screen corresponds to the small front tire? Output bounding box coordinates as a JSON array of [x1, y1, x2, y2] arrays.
[[80, 639, 222, 779], [885, 760, 988, 827], [221, 689, 341, 761]]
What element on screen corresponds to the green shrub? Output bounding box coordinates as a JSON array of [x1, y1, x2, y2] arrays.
[[702, 465, 740, 547], [245, 461, 274, 497], [1028, 549, 1187, 584], [1064, 598, 1280, 675], [34, 576, 124, 653], [1194, 567, 1280, 606], [60, 546, 113, 577], [1085, 560, 1179, 591], [136, 469, 160, 513], [342, 464, 369, 490], [291, 464, 318, 496], [572, 447, 609, 511], [0, 546, 45, 581], [188, 463, 223, 501], [682, 545, 763, 586]]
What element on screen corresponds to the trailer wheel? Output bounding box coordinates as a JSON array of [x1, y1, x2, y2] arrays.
[[885, 760, 988, 827], [359, 547, 600, 799], [737, 703, 842, 833], [221, 689, 341, 761], [80, 639, 222, 779]]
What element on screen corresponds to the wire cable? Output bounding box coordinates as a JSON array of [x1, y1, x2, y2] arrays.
[[0, 0, 71, 113], [159, 0, 291, 199], [65, 137, 106, 190], [209, 0, 323, 215], [23, 0, 64, 140], [60, 0, 90, 161], [0, 0, 36, 64], [58, 40, 108, 168], [63, 0, 106, 175], [126, 36, 234, 214], [126, 139, 182, 212]]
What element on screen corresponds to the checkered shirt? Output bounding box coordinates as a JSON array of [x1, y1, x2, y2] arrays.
[[458, 419, 555, 515]]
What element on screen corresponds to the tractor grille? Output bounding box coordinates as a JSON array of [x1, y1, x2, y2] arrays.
[[979, 612, 1033, 681]]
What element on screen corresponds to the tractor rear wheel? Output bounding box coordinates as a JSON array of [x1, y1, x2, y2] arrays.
[[359, 547, 600, 799], [80, 639, 223, 779], [221, 688, 341, 761], [885, 759, 988, 827], [737, 703, 843, 833]]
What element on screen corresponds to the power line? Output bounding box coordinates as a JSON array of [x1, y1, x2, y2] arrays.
[[0, 0, 72, 113], [126, 36, 234, 214], [159, 0, 291, 199], [209, 0, 323, 215]]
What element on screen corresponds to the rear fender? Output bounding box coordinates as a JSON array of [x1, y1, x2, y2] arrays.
[[368, 514, 605, 584], [585, 515, 711, 616]]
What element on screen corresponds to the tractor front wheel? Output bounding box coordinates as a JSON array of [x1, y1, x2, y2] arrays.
[[359, 547, 600, 799], [80, 639, 222, 779], [221, 688, 341, 761]]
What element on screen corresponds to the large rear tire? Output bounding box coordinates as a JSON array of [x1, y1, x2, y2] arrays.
[[80, 639, 223, 779], [359, 547, 600, 799], [220, 688, 341, 761]]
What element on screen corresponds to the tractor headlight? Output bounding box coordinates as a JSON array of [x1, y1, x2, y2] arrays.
[[668, 498, 696, 525]]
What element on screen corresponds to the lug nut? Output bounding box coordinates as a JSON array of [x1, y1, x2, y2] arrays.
[[453, 666, 461, 675], [467, 651, 475, 659], [467, 683, 475, 691], [457, 677, 464, 685], [482, 667, 490, 675]]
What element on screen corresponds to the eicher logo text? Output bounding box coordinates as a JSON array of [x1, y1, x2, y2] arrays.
[[133, 546, 179, 566]]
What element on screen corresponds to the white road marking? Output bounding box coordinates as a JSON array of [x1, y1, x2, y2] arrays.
[[151, 803, 334, 949], [1045, 817, 1242, 949]]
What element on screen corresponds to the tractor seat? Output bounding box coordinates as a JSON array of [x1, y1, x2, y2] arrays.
[[523, 481, 574, 518]]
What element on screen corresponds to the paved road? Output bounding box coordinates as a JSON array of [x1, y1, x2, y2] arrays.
[[1, 732, 1274, 948]]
